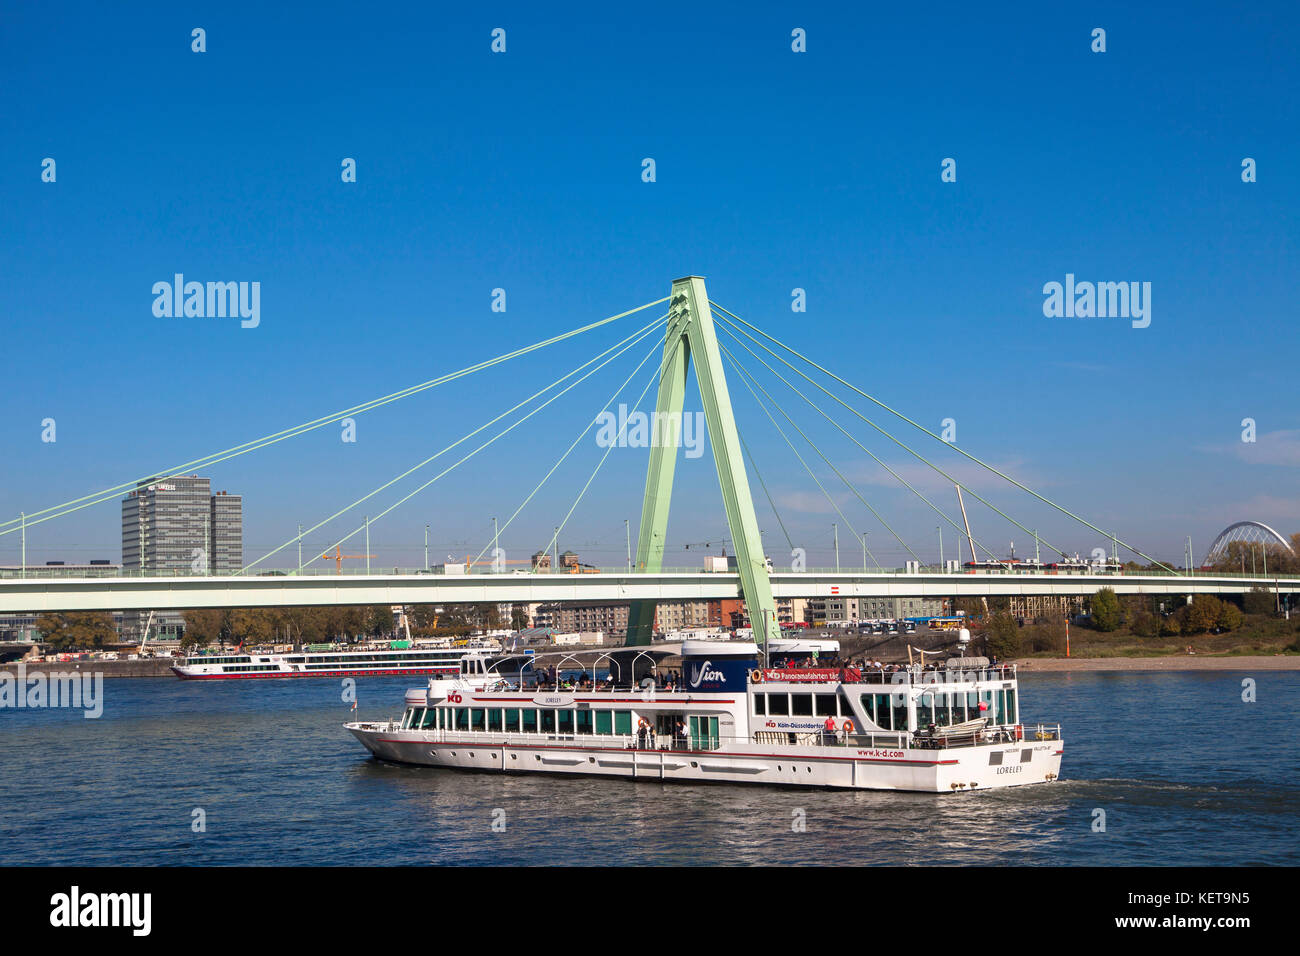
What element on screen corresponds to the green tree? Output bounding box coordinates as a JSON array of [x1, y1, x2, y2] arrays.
[[1130, 609, 1160, 639], [181, 609, 229, 648], [511, 605, 530, 630], [36, 612, 118, 650], [1243, 587, 1273, 616], [1217, 602, 1243, 631], [1089, 587, 1122, 632], [366, 605, 395, 638], [1182, 595, 1224, 634], [984, 612, 1022, 659], [229, 609, 275, 646]]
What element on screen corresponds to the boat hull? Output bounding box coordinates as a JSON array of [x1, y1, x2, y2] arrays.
[[345, 724, 1063, 793]]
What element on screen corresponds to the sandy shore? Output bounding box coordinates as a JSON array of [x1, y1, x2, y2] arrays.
[[1010, 655, 1300, 672]]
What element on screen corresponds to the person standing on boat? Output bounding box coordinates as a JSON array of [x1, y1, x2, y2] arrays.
[[677, 718, 687, 750], [823, 713, 836, 746]]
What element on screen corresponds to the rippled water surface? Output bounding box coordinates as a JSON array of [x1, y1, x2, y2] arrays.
[[1, 671, 1295, 865]]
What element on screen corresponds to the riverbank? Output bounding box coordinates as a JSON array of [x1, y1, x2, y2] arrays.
[[1010, 654, 1300, 671], [0, 658, 174, 678]]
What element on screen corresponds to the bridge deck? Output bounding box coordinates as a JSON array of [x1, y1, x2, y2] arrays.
[[0, 570, 1293, 614]]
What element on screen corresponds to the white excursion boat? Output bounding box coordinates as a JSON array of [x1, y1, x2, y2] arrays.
[[345, 640, 1064, 792], [172, 640, 504, 681]]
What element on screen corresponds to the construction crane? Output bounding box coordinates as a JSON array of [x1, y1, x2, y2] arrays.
[[321, 544, 376, 574], [955, 485, 989, 618], [139, 610, 155, 657]]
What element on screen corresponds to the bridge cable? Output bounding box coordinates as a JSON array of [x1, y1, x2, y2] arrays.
[[526, 337, 685, 572], [711, 300, 1179, 575], [716, 309, 1037, 566], [289, 319, 669, 575], [738, 429, 795, 554], [241, 313, 669, 573], [715, 308, 1098, 569], [720, 341, 917, 565], [720, 348, 879, 568], [0, 296, 670, 537], [715, 317, 1014, 567], [471, 329, 684, 572]]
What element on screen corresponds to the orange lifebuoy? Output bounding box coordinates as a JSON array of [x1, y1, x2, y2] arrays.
[[841, 719, 854, 734], [749, 669, 762, 683]]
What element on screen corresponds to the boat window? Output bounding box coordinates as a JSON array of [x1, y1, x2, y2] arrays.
[[522, 709, 538, 733], [557, 710, 574, 735], [595, 710, 612, 735], [768, 694, 789, 716], [753, 694, 766, 716], [892, 694, 909, 733], [614, 710, 632, 736], [454, 708, 469, 731], [420, 709, 437, 730], [689, 715, 720, 751], [791, 694, 813, 716], [934, 692, 952, 726], [505, 709, 520, 732], [814, 693, 837, 717], [918, 694, 935, 727], [1005, 688, 1017, 724], [981, 690, 999, 724], [860, 693, 891, 728], [540, 709, 556, 733], [471, 709, 486, 731], [402, 708, 415, 729], [487, 709, 503, 732], [576, 710, 594, 735]]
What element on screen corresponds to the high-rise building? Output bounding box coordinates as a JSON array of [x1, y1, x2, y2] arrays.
[[121, 476, 242, 636], [208, 490, 243, 573]]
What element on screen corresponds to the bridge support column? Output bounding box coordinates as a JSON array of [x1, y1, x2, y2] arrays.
[[626, 276, 778, 648]]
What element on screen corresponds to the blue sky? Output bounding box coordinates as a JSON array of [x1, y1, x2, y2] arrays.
[[2, 1, 1297, 571]]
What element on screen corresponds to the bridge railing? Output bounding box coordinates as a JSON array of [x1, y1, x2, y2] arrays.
[[0, 564, 1286, 581]]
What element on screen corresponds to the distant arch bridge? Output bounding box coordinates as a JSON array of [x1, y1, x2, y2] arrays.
[[1203, 521, 1295, 567]]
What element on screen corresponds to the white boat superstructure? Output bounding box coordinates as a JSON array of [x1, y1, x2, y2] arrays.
[[345, 640, 1063, 792], [172, 640, 503, 681]]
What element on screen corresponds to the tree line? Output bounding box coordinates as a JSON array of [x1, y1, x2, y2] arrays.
[[977, 586, 1283, 659], [31, 602, 533, 651]]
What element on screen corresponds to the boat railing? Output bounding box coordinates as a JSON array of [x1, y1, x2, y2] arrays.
[[911, 722, 1062, 749], [852, 665, 1018, 685], [1023, 722, 1062, 742], [372, 724, 932, 753]]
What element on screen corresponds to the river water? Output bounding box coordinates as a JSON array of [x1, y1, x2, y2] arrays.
[[1, 671, 1295, 865]]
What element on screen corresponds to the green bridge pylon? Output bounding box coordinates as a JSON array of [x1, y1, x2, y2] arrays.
[[625, 276, 779, 647]]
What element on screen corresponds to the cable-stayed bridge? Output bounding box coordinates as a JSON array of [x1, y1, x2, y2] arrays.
[[3, 277, 1292, 636], [0, 568, 1292, 617]]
